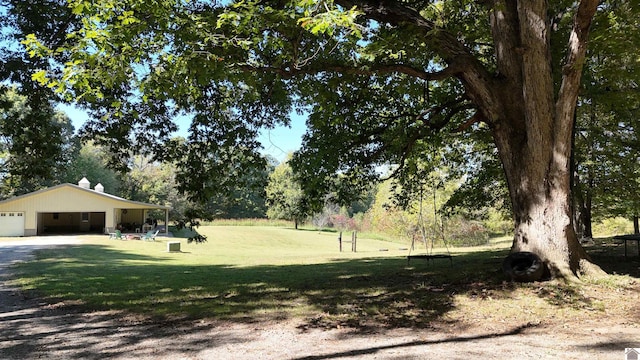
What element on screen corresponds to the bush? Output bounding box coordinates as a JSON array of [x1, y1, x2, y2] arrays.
[[483, 209, 513, 235], [329, 214, 357, 231], [443, 217, 490, 247], [352, 212, 372, 232], [203, 218, 293, 227], [593, 217, 634, 237]]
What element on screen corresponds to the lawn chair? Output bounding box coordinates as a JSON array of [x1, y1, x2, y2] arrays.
[[109, 230, 123, 240], [142, 230, 159, 242]]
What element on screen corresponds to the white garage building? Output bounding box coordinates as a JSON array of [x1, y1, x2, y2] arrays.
[[0, 178, 170, 237]]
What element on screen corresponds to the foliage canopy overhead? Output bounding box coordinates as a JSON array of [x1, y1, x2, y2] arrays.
[[18, 0, 640, 278], [20, 0, 493, 199]]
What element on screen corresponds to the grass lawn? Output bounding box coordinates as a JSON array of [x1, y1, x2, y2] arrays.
[[8, 226, 640, 329]]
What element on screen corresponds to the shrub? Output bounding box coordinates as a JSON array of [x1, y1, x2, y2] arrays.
[[443, 216, 490, 247], [593, 217, 634, 237], [352, 212, 372, 232], [483, 208, 513, 235]]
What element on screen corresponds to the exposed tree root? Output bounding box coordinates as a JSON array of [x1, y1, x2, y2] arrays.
[[577, 259, 607, 279]]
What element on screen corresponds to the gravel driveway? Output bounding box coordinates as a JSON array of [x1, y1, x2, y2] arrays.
[[0, 237, 85, 316], [0, 237, 83, 264]]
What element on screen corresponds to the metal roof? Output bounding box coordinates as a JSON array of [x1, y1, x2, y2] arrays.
[[0, 183, 171, 210]]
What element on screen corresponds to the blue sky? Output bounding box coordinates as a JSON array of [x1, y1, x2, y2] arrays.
[[258, 117, 307, 161], [58, 104, 307, 162]]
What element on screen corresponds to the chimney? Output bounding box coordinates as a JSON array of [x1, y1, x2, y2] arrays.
[[78, 177, 90, 189], [95, 183, 104, 193]]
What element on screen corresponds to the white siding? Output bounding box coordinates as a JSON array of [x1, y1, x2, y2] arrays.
[[0, 184, 168, 236]]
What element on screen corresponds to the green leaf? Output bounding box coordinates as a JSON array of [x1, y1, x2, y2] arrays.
[[72, 3, 85, 15], [31, 70, 49, 85]]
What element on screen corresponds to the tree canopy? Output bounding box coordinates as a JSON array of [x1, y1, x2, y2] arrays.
[[18, 0, 640, 279], [0, 87, 76, 196], [0, 0, 81, 196]]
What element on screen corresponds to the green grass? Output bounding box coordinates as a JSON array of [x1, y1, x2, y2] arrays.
[[8, 227, 639, 329], [201, 218, 295, 227]]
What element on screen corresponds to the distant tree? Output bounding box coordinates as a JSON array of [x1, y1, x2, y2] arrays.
[[572, 101, 640, 238], [0, 0, 80, 196], [0, 87, 76, 197], [266, 160, 310, 229], [61, 141, 121, 192], [572, 2, 640, 237], [120, 155, 172, 203], [211, 155, 274, 219], [198, 154, 276, 219]]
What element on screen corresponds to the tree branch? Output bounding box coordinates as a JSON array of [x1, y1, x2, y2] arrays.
[[333, 0, 501, 123], [555, 0, 599, 154], [233, 62, 462, 81], [489, 0, 523, 86], [454, 112, 484, 133]]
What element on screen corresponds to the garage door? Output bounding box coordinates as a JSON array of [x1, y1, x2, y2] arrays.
[[0, 212, 25, 236]]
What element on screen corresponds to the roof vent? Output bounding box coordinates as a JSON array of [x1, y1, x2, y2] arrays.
[[95, 183, 104, 193], [78, 177, 90, 189]]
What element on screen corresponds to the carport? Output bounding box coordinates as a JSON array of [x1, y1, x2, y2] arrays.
[[37, 212, 106, 235]]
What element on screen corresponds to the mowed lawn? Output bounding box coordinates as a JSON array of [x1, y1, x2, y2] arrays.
[[8, 226, 637, 329]]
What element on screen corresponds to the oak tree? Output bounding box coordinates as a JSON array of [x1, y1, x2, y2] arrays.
[[23, 0, 617, 279]]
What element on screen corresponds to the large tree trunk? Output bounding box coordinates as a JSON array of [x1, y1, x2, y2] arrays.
[[495, 128, 592, 277], [489, 85, 592, 278], [481, 0, 603, 279]]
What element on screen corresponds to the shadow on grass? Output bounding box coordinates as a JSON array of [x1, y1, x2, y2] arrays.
[[14, 241, 640, 322], [293, 227, 341, 233], [168, 226, 202, 240], [585, 237, 640, 278], [3, 240, 639, 358], [11, 245, 510, 328]]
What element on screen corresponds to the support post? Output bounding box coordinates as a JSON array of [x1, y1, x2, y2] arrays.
[[338, 231, 343, 252], [352, 231, 357, 252], [165, 208, 170, 236]]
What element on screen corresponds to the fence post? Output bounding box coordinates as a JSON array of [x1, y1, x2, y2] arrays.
[[339, 231, 343, 252], [352, 231, 357, 252]]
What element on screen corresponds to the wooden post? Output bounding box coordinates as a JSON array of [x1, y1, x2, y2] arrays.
[[352, 231, 357, 252], [339, 231, 343, 252]]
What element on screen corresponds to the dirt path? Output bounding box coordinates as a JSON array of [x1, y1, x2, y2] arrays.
[[1, 239, 638, 359]]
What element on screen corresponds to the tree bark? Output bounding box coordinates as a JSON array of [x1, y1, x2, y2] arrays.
[[486, 0, 601, 278], [572, 175, 586, 241]]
